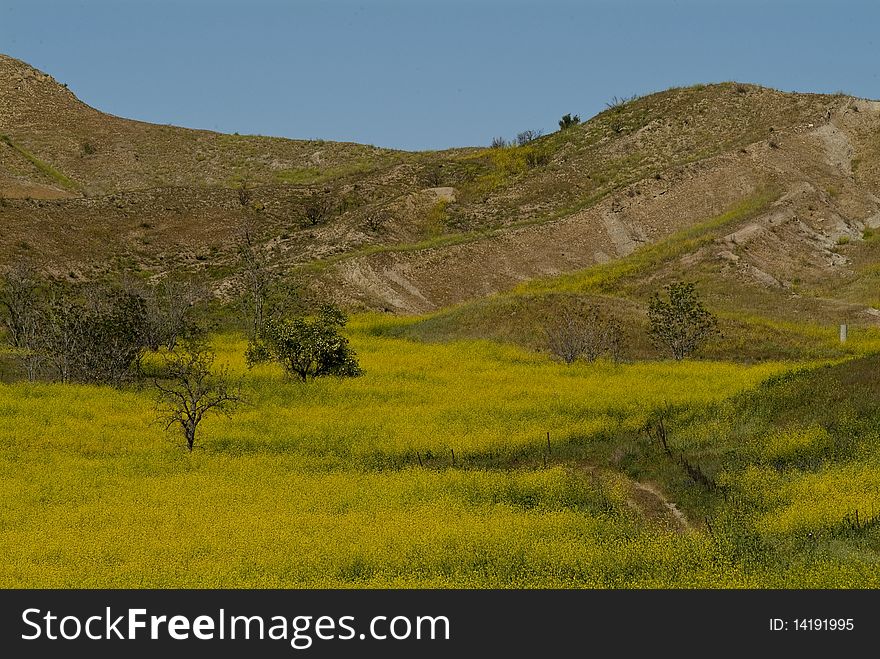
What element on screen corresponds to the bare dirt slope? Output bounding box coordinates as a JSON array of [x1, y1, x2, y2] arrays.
[[321, 97, 880, 314]]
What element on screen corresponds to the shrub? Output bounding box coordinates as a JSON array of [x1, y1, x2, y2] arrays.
[[302, 193, 337, 227], [364, 210, 387, 232], [246, 304, 363, 381], [605, 95, 637, 111], [545, 305, 623, 364], [558, 113, 581, 130], [0, 261, 41, 349], [41, 287, 151, 385], [524, 145, 551, 168], [516, 129, 542, 146]]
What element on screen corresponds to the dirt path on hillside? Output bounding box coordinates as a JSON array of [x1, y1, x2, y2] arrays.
[[627, 480, 692, 533], [576, 463, 692, 533]]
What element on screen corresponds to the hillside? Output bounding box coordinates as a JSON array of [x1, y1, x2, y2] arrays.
[[2, 54, 880, 345]]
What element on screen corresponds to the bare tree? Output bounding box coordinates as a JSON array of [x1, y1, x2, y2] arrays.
[[545, 304, 624, 364], [39, 286, 150, 386], [236, 180, 252, 208], [0, 262, 46, 381], [0, 261, 42, 349], [302, 192, 336, 227], [41, 292, 80, 383], [235, 214, 272, 338], [516, 129, 543, 146], [143, 277, 204, 350], [153, 340, 242, 451], [546, 308, 587, 364]]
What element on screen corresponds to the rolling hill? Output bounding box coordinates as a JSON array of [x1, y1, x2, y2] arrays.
[[2, 53, 880, 352]]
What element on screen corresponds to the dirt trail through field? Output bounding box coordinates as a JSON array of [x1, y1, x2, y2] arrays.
[[576, 463, 692, 533], [627, 480, 692, 533]]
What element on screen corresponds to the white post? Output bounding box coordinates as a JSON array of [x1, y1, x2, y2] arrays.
[[840, 324, 848, 343]]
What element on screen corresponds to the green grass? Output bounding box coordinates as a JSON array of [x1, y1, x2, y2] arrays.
[[0, 134, 81, 191], [274, 160, 379, 185], [516, 188, 779, 296], [649, 355, 880, 579]]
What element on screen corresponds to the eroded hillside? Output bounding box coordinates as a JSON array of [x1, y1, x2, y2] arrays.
[[2, 54, 879, 334]]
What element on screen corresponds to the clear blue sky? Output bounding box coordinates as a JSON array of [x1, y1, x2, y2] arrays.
[[2, 0, 878, 151]]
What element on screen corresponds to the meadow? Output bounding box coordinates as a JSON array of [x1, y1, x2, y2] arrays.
[[3, 315, 880, 588]]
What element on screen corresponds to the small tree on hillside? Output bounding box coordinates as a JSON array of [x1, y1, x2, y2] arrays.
[[246, 304, 362, 381], [302, 193, 336, 227], [153, 339, 242, 451], [516, 129, 543, 146], [558, 113, 581, 130], [647, 281, 718, 360], [236, 179, 252, 208]]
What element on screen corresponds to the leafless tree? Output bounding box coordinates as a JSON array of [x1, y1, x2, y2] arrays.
[[0, 262, 47, 380], [153, 339, 242, 452], [0, 261, 42, 349], [237, 180, 252, 208], [235, 214, 272, 338], [141, 277, 204, 350], [40, 292, 80, 383], [546, 308, 587, 364], [516, 129, 543, 146], [302, 192, 336, 227], [545, 304, 624, 364], [39, 286, 150, 386]]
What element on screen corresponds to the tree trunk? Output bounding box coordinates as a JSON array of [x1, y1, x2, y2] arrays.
[[185, 422, 196, 452]]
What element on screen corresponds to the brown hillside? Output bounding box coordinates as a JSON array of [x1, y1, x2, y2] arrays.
[[0, 54, 401, 196], [1, 54, 879, 330]]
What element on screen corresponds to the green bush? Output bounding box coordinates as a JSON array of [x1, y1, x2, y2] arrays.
[[246, 304, 362, 381], [648, 281, 719, 360], [558, 113, 581, 130]]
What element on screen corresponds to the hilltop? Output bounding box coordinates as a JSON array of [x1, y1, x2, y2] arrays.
[[2, 54, 880, 355]]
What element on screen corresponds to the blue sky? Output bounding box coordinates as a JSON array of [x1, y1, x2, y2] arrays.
[[1, 0, 877, 150]]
